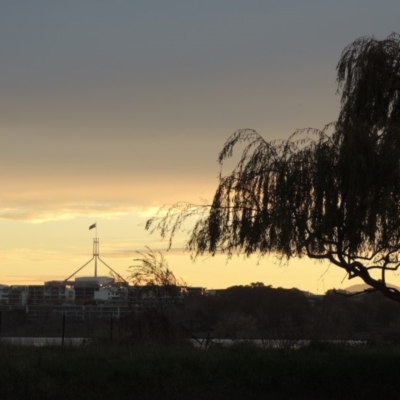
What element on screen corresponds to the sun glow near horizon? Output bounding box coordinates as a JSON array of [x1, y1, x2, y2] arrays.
[[0, 215, 370, 294]]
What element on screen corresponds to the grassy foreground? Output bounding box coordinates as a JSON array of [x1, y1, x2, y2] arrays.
[[0, 341, 400, 399]]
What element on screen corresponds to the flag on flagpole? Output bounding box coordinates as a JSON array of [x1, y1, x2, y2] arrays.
[[89, 223, 97, 230]]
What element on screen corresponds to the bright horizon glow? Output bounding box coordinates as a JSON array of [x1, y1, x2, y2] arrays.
[[0, 217, 375, 294]]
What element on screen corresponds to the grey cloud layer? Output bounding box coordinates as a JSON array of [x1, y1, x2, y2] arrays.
[[0, 1, 399, 224]]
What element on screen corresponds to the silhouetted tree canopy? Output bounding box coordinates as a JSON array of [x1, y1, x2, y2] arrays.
[[147, 33, 400, 303], [129, 248, 186, 313]]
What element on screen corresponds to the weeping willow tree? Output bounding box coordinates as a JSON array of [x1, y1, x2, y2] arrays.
[[147, 33, 400, 302]]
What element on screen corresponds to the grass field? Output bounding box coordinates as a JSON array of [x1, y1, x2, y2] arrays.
[[0, 340, 399, 399]]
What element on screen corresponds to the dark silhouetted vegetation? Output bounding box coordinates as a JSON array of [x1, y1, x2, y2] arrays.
[[147, 33, 400, 303], [0, 341, 400, 399], [2, 283, 400, 342]]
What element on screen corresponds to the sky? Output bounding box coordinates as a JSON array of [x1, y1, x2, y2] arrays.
[[1, 0, 400, 293]]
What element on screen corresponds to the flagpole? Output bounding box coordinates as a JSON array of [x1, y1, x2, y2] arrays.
[[88, 222, 98, 277], [66, 223, 127, 283], [95, 224, 98, 277]]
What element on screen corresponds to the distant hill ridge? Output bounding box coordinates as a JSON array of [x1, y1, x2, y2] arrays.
[[344, 283, 400, 293]]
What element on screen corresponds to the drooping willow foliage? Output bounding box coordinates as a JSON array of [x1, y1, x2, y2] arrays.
[[147, 33, 400, 302]]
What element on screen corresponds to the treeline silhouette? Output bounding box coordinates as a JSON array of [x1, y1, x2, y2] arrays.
[[183, 284, 400, 342], [1, 283, 400, 342]]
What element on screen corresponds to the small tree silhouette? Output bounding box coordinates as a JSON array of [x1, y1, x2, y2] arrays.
[[128, 248, 186, 342]]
